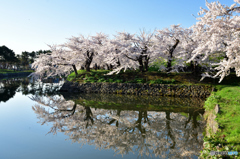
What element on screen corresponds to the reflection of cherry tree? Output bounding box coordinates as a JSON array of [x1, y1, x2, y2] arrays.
[[16, 78, 64, 96], [31, 94, 204, 158]]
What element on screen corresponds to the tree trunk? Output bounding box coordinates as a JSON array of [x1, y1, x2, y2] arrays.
[[117, 58, 121, 67], [137, 55, 144, 72], [93, 63, 98, 70], [190, 61, 194, 72], [106, 64, 114, 70], [191, 61, 199, 75], [110, 64, 113, 70], [143, 55, 149, 72], [85, 62, 91, 72], [141, 47, 149, 72], [166, 39, 179, 72], [84, 51, 93, 72], [72, 64, 78, 76], [106, 64, 110, 70]]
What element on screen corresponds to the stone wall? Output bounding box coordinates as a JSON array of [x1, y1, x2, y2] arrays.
[[204, 104, 220, 137], [0, 72, 32, 78], [60, 81, 212, 98]]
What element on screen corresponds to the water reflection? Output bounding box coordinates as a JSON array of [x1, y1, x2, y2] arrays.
[[0, 78, 28, 102], [30, 93, 205, 158], [0, 77, 63, 103]]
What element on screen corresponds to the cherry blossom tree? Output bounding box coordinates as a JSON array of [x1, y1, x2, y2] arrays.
[[181, 28, 200, 74], [155, 25, 190, 72], [130, 30, 157, 72], [97, 33, 125, 70], [188, 0, 240, 82], [174, 27, 204, 74], [63, 32, 108, 72], [104, 30, 157, 75], [103, 31, 139, 75], [29, 33, 107, 79], [28, 28, 200, 79], [29, 45, 80, 79]]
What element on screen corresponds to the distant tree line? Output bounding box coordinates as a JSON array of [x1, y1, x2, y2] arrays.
[[0, 45, 51, 70]]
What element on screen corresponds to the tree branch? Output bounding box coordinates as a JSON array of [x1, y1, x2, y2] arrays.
[[124, 54, 138, 61]]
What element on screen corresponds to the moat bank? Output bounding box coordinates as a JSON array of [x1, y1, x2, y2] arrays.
[[200, 86, 240, 158], [59, 81, 212, 98]]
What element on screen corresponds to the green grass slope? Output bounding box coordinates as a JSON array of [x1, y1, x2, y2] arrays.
[[201, 86, 240, 158]]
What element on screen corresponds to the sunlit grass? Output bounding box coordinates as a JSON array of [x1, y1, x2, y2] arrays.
[[66, 67, 240, 86], [202, 86, 240, 157], [66, 69, 178, 84]]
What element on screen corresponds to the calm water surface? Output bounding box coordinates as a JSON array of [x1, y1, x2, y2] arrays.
[[0, 77, 205, 159]]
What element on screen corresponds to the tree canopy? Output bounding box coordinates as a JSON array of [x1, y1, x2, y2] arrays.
[[0, 45, 18, 63]]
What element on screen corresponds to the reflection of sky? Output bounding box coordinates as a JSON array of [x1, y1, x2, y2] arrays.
[[0, 92, 158, 159]]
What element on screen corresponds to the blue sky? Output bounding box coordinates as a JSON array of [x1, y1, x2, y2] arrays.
[[0, 0, 235, 54]]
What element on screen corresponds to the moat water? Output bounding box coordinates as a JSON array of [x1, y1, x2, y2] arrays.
[[0, 77, 205, 159]]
